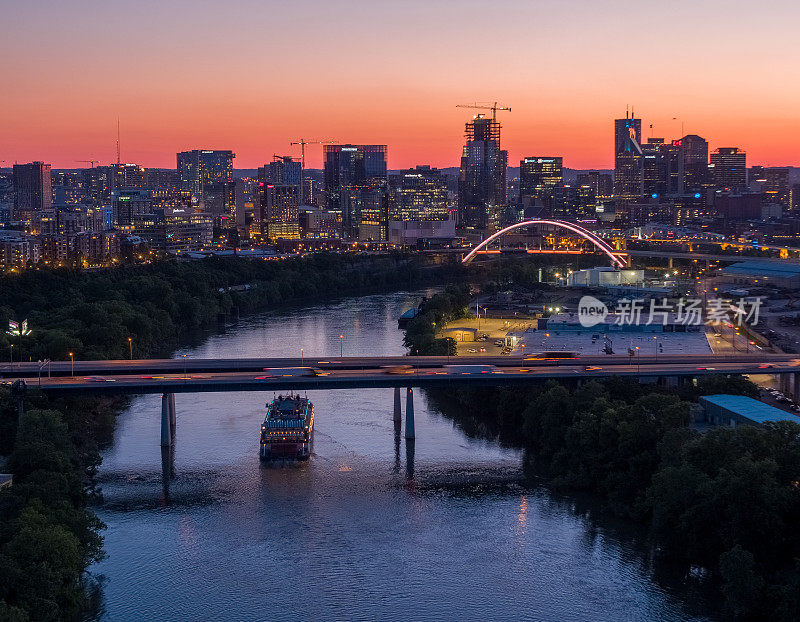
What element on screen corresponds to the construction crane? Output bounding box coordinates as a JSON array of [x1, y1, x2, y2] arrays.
[[289, 139, 336, 204], [76, 160, 98, 168], [289, 139, 336, 170], [456, 101, 511, 121]]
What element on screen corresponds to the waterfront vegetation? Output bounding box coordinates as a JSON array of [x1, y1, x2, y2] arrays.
[[0, 391, 124, 620], [0, 252, 459, 362], [427, 376, 800, 620], [0, 252, 468, 619], [402, 284, 471, 355]]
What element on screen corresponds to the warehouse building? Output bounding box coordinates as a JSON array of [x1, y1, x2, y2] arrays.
[[718, 261, 800, 289], [699, 394, 799, 427]]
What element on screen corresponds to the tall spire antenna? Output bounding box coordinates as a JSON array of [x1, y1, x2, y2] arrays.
[[116, 118, 121, 165]]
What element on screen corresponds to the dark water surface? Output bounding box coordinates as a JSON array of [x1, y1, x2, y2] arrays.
[[90, 291, 711, 621]]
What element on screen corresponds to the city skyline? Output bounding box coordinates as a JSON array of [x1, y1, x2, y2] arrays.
[[4, 1, 800, 169]]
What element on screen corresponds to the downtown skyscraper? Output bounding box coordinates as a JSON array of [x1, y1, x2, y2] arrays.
[[12, 162, 51, 223], [323, 144, 388, 241], [710, 147, 747, 190], [256, 157, 303, 241], [613, 112, 644, 216], [458, 115, 507, 232], [177, 149, 236, 222]]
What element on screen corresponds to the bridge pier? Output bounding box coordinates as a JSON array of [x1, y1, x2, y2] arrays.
[[393, 387, 402, 425], [169, 392, 176, 437], [160, 393, 172, 447], [405, 436, 415, 479], [780, 373, 791, 397], [784, 372, 800, 401], [405, 387, 415, 440]]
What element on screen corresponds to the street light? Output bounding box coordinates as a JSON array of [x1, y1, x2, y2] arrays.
[[69, 352, 74, 377], [182, 353, 188, 377], [9, 343, 13, 369], [300, 348, 304, 366], [128, 337, 133, 360], [339, 335, 344, 358]]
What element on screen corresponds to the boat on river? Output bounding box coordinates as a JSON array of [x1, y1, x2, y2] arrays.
[[259, 394, 314, 460]]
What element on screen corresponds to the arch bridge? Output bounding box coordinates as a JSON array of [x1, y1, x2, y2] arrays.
[[462, 219, 628, 268]]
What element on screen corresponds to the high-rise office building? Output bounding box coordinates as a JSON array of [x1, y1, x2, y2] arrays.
[[613, 113, 644, 212], [107, 163, 146, 190], [389, 166, 450, 221], [146, 169, 180, 190], [13, 162, 52, 223], [458, 115, 507, 231], [642, 139, 666, 197], [750, 166, 790, 208], [677, 134, 709, 190], [177, 149, 236, 219], [662, 141, 684, 195], [263, 156, 302, 189], [113, 190, 152, 226], [235, 177, 258, 236], [576, 171, 613, 199], [256, 183, 300, 241], [519, 157, 563, 203], [51, 170, 86, 205], [323, 144, 388, 240], [82, 167, 114, 206], [642, 139, 683, 197], [257, 161, 301, 240], [710, 147, 746, 190]]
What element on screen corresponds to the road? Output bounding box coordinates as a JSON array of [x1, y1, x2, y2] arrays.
[[6, 360, 799, 395], [2, 353, 797, 379]]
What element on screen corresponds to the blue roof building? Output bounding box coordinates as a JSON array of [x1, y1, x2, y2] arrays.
[[699, 394, 800, 427], [719, 261, 800, 288]]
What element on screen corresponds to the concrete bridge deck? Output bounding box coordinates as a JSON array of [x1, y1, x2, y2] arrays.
[[7, 359, 799, 396], [2, 353, 796, 379]]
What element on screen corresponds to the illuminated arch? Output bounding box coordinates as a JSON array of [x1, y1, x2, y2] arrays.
[[462, 219, 628, 268]]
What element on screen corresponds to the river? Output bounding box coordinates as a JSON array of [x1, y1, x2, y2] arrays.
[[89, 290, 712, 621]]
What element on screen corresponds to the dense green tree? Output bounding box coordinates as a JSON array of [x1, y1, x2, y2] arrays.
[[719, 546, 765, 617]]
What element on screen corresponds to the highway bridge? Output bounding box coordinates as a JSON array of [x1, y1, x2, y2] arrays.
[[3, 353, 798, 379], [5, 354, 799, 448], [5, 359, 798, 396]]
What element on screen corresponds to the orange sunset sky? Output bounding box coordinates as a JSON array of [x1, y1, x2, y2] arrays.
[[2, 0, 800, 170]]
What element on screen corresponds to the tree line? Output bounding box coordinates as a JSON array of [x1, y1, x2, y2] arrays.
[[0, 252, 456, 362], [0, 390, 125, 621], [427, 376, 800, 620], [402, 284, 471, 355]]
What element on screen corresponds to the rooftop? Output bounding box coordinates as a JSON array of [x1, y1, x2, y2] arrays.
[[720, 261, 800, 278], [519, 327, 712, 356], [699, 394, 800, 424]]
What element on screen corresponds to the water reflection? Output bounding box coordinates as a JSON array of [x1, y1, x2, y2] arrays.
[[89, 291, 712, 621], [405, 438, 416, 480]]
